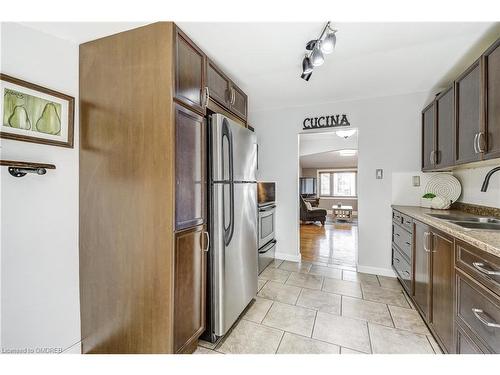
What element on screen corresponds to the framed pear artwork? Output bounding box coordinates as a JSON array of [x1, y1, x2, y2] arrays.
[[0, 74, 74, 148]]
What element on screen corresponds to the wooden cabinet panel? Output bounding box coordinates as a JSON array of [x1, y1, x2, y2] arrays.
[[207, 59, 231, 107], [414, 221, 432, 319], [174, 27, 206, 114], [431, 231, 455, 353], [422, 103, 436, 170], [175, 104, 206, 230], [484, 39, 500, 160], [455, 61, 482, 164], [174, 225, 207, 353], [435, 87, 455, 168], [230, 83, 248, 121]]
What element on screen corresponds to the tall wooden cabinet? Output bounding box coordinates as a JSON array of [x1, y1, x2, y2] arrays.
[[421, 103, 436, 171], [80, 22, 209, 354]]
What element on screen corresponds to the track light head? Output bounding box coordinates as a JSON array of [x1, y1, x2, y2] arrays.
[[321, 30, 336, 54], [302, 56, 313, 74], [310, 41, 324, 67], [301, 72, 312, 81]]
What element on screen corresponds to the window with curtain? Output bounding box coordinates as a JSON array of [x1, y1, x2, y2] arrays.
[[319, 171, 357, 197]]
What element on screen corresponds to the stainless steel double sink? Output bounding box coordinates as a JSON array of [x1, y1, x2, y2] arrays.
[[426, 213, 500, 231]]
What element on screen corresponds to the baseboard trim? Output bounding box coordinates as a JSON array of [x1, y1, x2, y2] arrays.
[[275, 252, 302, 262], [357, 265, 395, 277]]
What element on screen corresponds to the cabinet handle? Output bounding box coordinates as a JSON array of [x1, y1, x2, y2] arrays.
[[429, 151, 434, 164], [472, 308, 500, 328], [394, 257, 400, 263], [477, 132, 485, 153], [405, 241, 411, 246], [472, 262, 500, 276], [231, 88, 236, 105], [423, 232, 431, 253], [395, 233, 400, 237], [473, 133, 479, 154], [203, 231, 210, 252], [403, 271, 410, 276], [204, 87, 210, 108]]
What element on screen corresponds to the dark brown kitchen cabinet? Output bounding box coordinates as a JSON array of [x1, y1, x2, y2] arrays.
[[455, 60, 482, 164], [174, 225, 207, 353], [421, 102, 436, 171], [175, 104, 206, 230], [174, 26, 206, 115], [483, 38, 500, 160], [435, 87, 455, 169], [413, 220, 432, 320], [229, 83, 248, 121], [430, 231, 455, 353], [206, 59, 231, 108]]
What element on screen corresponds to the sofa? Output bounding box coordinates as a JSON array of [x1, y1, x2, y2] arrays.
[[300, 196, 327, 225]]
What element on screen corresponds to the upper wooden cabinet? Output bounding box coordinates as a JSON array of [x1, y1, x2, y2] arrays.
[[174, 27, 206, 115], [175, 104, 206, 230], [422, 103, 436, 171], [206, 58, 248, 122], [421, 37, 500, 172], [483, 39, 500, 160], [435, 87, 455, 169], [229, 83, 248, 121], [455, 60, 482, 164], [207, 60, 231, 108]]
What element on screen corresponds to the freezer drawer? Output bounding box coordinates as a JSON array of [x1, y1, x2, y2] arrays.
[[258, 239, 276, 274]]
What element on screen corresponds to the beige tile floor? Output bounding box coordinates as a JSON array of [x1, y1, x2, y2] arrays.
[[195, 259, 442, 355]]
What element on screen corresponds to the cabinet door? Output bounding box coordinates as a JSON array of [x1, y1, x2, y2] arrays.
[[484, 38, 500, 160], [175, 104, 206, 230], [207, 59, 231, 108], [422, 102, 436, 171], [435, 87, 455, 169], [431, 231, 455, 353], [413, 221, 431, 319], [230, 83, 248, 121], [174, 27, 206, 114], [174, 225, 207, 353], [455, 60, 482, 164]]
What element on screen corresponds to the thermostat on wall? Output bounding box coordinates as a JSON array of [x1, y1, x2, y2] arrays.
[[376, 169, 383, 179]]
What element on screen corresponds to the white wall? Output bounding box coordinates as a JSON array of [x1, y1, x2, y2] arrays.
[[0, 23, 80, 353], [251, 91, 429, 273], [453, 165, 500, 208]]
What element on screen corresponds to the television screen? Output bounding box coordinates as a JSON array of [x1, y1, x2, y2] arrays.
[[300, 177, 316, 195]]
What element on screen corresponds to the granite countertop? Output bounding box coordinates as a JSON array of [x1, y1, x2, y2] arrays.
[[392, 205, 500, 258]]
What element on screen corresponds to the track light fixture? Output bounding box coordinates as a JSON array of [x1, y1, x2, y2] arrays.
[[301, 22, 337, 81]]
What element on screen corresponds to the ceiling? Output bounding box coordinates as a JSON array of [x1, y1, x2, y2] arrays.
[[18, 21, 498, 112], [300, 150, 358, 169]]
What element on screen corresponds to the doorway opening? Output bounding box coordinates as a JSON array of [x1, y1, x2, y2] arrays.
[[298, 130, 358, 267]]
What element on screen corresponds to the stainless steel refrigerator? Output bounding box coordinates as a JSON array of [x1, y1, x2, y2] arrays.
[[203, 113, 258, 342]]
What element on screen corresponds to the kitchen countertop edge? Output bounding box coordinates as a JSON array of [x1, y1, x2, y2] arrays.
[[392, 205, 500, 258]]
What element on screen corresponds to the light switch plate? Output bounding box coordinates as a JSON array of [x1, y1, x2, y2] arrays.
[[376, 169, 383, 179], [412, 176, 420, 187]]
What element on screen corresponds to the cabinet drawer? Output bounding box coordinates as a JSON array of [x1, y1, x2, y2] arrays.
[[455, 323, 485, 354], [455, 240, 500, 296], [400, 213, 413, 232], [392, 247, 411, 293], [393, 223, 412, 260], [392, 210, 403, 225], [456, 271, 500, 353]]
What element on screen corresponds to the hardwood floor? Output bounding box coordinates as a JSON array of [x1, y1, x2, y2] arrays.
[[300, 222, 357, 266]]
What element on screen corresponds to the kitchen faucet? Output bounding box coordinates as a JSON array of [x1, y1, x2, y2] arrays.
[[481, 166, 500, 192]]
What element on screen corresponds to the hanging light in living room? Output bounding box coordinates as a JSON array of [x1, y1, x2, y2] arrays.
[[301, 22, 337, 81]]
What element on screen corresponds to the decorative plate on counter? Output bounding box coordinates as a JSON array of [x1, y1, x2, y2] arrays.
[[425, 174, 462, 203]]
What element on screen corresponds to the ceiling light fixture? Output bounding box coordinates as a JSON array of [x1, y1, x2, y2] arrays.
[[336, 129, 356, 139], [301, 22, 337, 81]]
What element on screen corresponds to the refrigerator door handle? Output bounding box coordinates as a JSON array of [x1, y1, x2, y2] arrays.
[[221, 119, 235, 246]]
